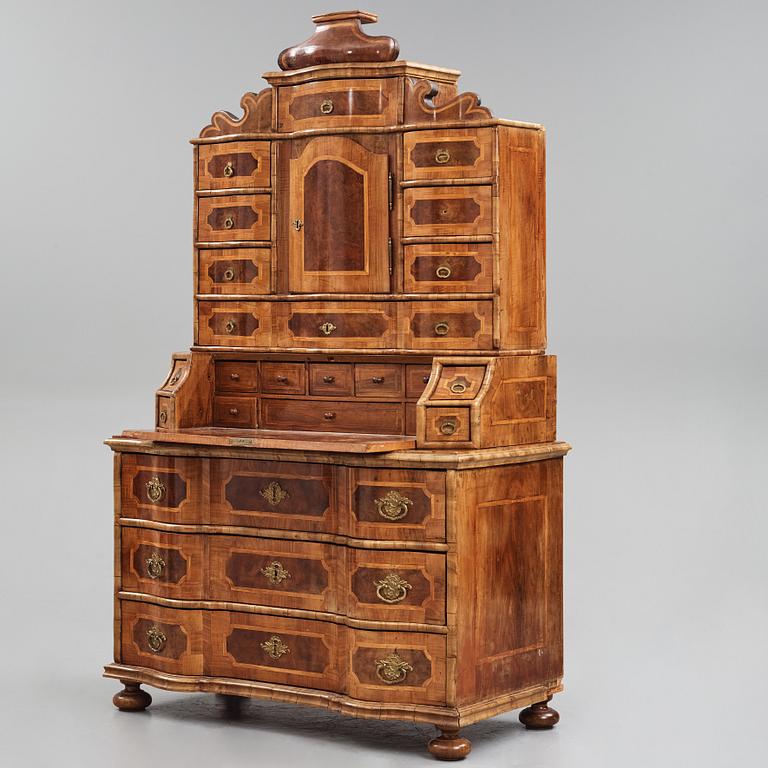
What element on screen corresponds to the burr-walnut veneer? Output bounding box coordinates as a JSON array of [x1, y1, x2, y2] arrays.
[[105, 11, 569, 760]]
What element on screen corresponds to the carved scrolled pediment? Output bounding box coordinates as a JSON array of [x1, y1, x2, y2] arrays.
[[200, 88, 272, 138], [404, 78, 492, 123]]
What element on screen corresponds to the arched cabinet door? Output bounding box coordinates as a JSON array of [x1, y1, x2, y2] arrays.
[[287, 136, 390, 293]]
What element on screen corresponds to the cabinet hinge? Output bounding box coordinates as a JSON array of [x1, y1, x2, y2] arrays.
[[388, 238, 393, 274], [388, 172, 394, 211]]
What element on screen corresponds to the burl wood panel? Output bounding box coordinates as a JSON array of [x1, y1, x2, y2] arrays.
[[453, 459, 563, 705], [198, 248, 271, 295], [208, 611, 344, 691], [212, 395, 258, 428], [197, 194, 271, 242], [403, 300, 494, 351], [261, 398, 404, 435], [403, 244, 493, 294], [287, 136, 390, 293], [197, 141, 271, 190], [196, 301, 273, 347], [403, 186, 492, 237], [120, 602, 204, 675], [354, 363, 403, 399], [345, 468, 446, 542], [120, 527, 204, 599], [209, 458, 337, 534], [403, 128, 493, 180]]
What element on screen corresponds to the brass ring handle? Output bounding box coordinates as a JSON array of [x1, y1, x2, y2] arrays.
[[223, 216, 235, 230], [145, 551, 166, 579], [229, 408, 239, 416], [435, 148, 451, 164], [371, 376, 384, 384], [319, 98, 334, 114], [260, 560, 291, 585], [322, 375, 335, 383], [319, 321, 337, 335], [230, 372, 240, 380], [158, 410, 167, 424], [145, 476, 166, 504], [375, 652, 413, 685], [224, 320, 237, 334], [261, 635, 290, 659], [439, 419, 457, 435], [449, 381, 467, 394], [374, 490, 413, 521], [222, 268, 235, 282], [374, 573, 412, 604], [223, 161, 234, 177], [323, 412, 336, 420], [434, 322, 450, 336], [435, 265, 452, 279], [146, 625, 167, 653]]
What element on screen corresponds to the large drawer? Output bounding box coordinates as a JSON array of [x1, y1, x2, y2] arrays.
[[402, 300, 494, 350], [261, 398, 404, 434]]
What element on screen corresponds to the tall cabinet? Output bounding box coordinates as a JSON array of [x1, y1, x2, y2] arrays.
[[105, 11, 569, 760]]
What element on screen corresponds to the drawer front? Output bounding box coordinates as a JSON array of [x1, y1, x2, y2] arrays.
[[121, 454, 204, 524], [278, 78, 398, 131], [348, 550, 446, 625], [424, 407, 472, 443], [215, 361, 259, 393], [212, 395, 257, 428], [208, 611, 343, 691], [120, 528, 204, 599], [261, 362, 306, 394], [209, 536, 338, 613], [404, 301, 494, 350], [197, 301, 273, 347], [197, 194, 271, 242], [404, 244, 494, 293], [347, 468, 446, 542], [405, 364, 433, 399], [209, 459, 337, 533], [120, 602, 203, 675], [279, 302, 398, 349], [354, 364, 403, 399], [197, 141, 271, 190], [348, 629, 446, 705], [403, 186, 493, 237], [403, 128, 493, 180], [432, 365, 487, 400], [198, 248, 271, 295], [309, 363, 354, 397], [261, 399, 404, 435], [405, 403, 417, 435]]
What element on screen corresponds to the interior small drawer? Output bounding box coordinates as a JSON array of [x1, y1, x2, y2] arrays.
[[215, 361, 259, 392], [404, 243, 493, 293], [354, 363, 403, 398], [261, 362, 306, 394], [197, 141, 271, 190], [197, 194, 271, 242], [431, 365, 487, 400], [309, 363, 353, 396], [403, 128, 493, 180], [198, 248, 271, 295], [405, 364, 433, 399], [423, 407, 472, 443], [261, 399, 404, 435], [403, 185, 492, 237], [213, 395, 257, 428], [403, 301, 494, 350]]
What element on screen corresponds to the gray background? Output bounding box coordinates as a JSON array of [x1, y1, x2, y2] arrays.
[[1, 0, 766, 765]]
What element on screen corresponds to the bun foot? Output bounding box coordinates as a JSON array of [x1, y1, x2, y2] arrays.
[[113, 681, 152, 712], [519, 696, 559, 730], [428, 729, 472, 761]]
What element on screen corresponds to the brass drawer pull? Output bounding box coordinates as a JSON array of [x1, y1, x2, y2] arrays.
[[319, 98, 334, 114], [145, 476, 166, 504], [435, 265, 452, 279], [222, 268, 235, 282], [146, 626, 167, 654], [260, 560, 291, 585], [435, 148, 451, 164], [374, 573, 412, 604], [223, 161, 234, 177], [439, 207, 450, 218], [375, 652, 413, 684], [261, 635, 290, 660], [224, 319, 237, 334], [260, 481, 289, 506], [323, 411, 336, 420], [439, 419, 457, 436], [319, 321, 337, 335], [422, 375, 430, 384], [374, 490, 413, 521], [276, 375, 288, 383], [293, 218, 303, 230], [158, 410, 167, 424], [371, 376, 384, 384], [228, 407, 239, 416], [145, 551, 166, 580], [229, 372, 240, 380], [434, 322, 450, 336], [322, 375, 335, 383], [223, 216, 235, 229]]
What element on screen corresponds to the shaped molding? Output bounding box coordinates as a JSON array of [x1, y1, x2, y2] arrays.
[[200, 88, 273, 138], [404, 79, 492, 123]]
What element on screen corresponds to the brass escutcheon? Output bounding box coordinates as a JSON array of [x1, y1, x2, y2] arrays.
[[224, 319, 237, 334], [260, 560, 291, 585], [439, 419, 457, 436], [374, 490, 413, 521], [375, 652, 413, 684], [435, 148, 451, 164], [261, 635, 290, 659], [223, 161, 234, 177], [374, 573, 412, 604], [319, 321, 337, 335], [222, 268, 235, 282], [146, 625, 167, 653], [260, 481, 289, 506], [319, 98, 334, 114], [145, 551, 166, 579], [145, 476, 166, 504], [293, 218, 303, 230], [434, 322, 450, 336], [435, 265, 452, 279]]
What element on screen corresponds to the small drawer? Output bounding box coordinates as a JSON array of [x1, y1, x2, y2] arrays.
[[405, 403, 417, 435], [354, 364, 403, 399], [197, 301, 273, 348], [405, 364, 433, 399], [309, 363, 353, 396], [347, 468, 446, 543], [261, 362, 306, 394], [208, 611, 343, 692], [431, 365, 487, 400], [403, 128, 493, 180], [120, 602, 204, 675], [403, 186, 492, 237], [213, 395, 257, 428], [404, 301, 494, 350], [424, 408, 471, 443], [278, 78, 399, 131], [209, 535, 338, 613], [404, 244, 494, 293], [348, 550, 446, 625], [197, 194, 271, 242], [155, 395, 174, 430], [198, 248, 271, 295], [215, 361, 259, 392], [261, 399, 404, 435], [120, 528, 204, 599], [197, 141, 271, 190]]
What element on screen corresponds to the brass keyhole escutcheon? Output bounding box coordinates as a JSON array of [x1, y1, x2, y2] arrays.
[[158, 410, 167, 424], [222, 268, 235, 282], [319, 98, 334, 114], [145, 476, 166, 504], [261, 635, 290, 660], [146, 626, 167, 653], [224, 319, 237, 334], [374, 491, 413, 521], [260, 560, 291, 585], [435, 148, 451, 164], [374, 573, 412, 604], [439, 207, 450, 218], [260, 481, 289, 506], [375, 652, 413, 685], [434, 322, 450, 336], [223, 161, 234, 177], [293, 218, 303, 231], [319, 321, 337, 335], [223, 216, 235, 229], [439, 419, 457, 436], [145, 551, 166, 580], [435, 265, 452, 279]]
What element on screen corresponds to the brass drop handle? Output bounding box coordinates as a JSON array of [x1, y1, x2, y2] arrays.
[[276, 375, 288, 383], [229, 408, 239, 416], [435, 265, 452, 279], [374, 573, 412, 604], [293, 218, 303, 231], [319, 322, 337, 335], [371, 376, 384, 384], [435, 148, 451, 164], [223, 161, 234, 177], [323, 412, 336, 420], [374, 490, 413, 521], [449, 381, 467, 394], [260, 635, 290, 660], [145, 551, 166, 580], [434, 322, 450, 336], [222, 268, 235, 282], [319, 98, 334, 114], [224, 320, 237, 334], [223, 216, 235, 229], [439, 419, 457, 436], [323, 375, 335, 383], [375, 652, 413, 685], [145, 477, 166, 504], [146, 626, 167, 654], [260, 560, 291, 585], [230, 372, 240, 380]]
